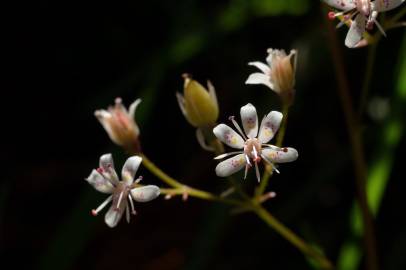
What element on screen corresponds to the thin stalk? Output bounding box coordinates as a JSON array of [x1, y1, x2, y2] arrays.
[[253, 204, 334, 270], [358, 40, 379, 118], [324, 13, 379, 270]]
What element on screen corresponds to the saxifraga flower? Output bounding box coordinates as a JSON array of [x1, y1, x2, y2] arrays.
[[95, 98, 142, 153], [85, 154, 160, 228], [246, 49, 297, 106], [324, 0, 405, 48], [213, 103, 298, 182]]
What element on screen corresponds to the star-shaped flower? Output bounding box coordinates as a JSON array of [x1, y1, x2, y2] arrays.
[[246, 48, 297, 105], [86, 154, 160, 228], [213, 104, 298, 182], [325, 0, 405, 48]]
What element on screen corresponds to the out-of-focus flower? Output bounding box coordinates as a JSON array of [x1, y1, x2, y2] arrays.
[[86, 154, 160, 228], [213, 103, 298, 182], [176, 74, 219, 128], [95, 98, 141, 152], [324, 0, 405, 48], [246, 49, 297, 106]]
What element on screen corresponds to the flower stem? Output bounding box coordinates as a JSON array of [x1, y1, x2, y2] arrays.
[[140, 153, 244, 206], [255, 103, 289, 197], [358, 36, 379, 117], [252, 204, 334, 270], [324, 13, 379, 270]]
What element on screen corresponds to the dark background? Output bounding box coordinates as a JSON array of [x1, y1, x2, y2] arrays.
[[3, 0, 406, 269]]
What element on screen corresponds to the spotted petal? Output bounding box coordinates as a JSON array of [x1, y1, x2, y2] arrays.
[[240, 103, 258, 139], [99, 153, 119, 184], [130, 185, 160, 202], [345, 13, 366, 48], [104, 204, 126, 228], [323, 0, 356, 11], [262, 147, 298, 163], [121, 156, 142, 185], [213, 124, 245, 149], [85, 170, 114, 194], [373, 0, 404, 11], [258, 111, 283, 144], [215, 154, 247, 177]]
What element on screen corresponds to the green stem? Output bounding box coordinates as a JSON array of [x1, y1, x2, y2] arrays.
[[358, 40, 379, 118], [253, 204, 334, 270], [324, 13, 379, 270], [140, 153, 245, 206]]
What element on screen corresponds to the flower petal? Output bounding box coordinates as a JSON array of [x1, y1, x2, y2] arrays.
[[128, 98, 142, 119], [99, 153, 119, 184], [248, 61, 270, 74], [373, 0, 404, 11], [258, 111, 283, 143], [213, 124, 245, 149], [121, 156, 142, 185], [345, 13, 366, 48], [104, 204, 126, 228], [215, 154, 247, 177], [85, 169, 115, 194], [262, 147, 298, 163], [245, 73, 275, 90], [130, 185, 160, 202], [323, 0, 356, 11], [240, 103, 258, 139]]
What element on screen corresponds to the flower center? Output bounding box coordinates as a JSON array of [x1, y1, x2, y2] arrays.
[[244, 138, 262, 163]]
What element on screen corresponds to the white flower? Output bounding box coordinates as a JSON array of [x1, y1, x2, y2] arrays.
[[246, 49, 297, 105], [95, 98, 141, 152], [85, 154, 160, 228], [324, 0, 405, 48], [213, 104, 298, 182]]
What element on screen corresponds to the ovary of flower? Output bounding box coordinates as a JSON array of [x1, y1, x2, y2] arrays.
[[246, 49, 297, 105], [85, 154, 160, 228], [324, 0, 405, 48], [213, 103, 298, 182], [95, 98, 141, 150]]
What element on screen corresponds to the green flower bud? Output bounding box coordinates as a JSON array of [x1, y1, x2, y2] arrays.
[[176, 74, 219, 128]]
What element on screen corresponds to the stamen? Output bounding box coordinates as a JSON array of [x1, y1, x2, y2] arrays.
[[229, 116, 247, 140], [125, 206, 130, 223], [244, 164, 249, 179], [245, 154, 252, 166], [254, 163, 261, 183], [373, 19, 386, 37], [328, 11, 337, 20], [128, 195, 136, 215], [253, 146, 261, 163], [91, 195, 113, 216], [116, 192, 124, 210]]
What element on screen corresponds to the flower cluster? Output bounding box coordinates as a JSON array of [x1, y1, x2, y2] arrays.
[[86, 154, 160, 228], [213, 103, 298, 182], [324, 0, 405, 48]]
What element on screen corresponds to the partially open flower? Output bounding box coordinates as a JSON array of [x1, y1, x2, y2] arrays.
[[213, 103, 298, 182], [85, 154, 160, 228], [324, 0, 405, 48], [95, 98, 141, 152], [176, 74, 219, 128], [246, 49, 297, 106]]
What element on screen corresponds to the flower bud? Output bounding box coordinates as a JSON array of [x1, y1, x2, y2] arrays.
[[176, 74, 219, 128], [95, 98, 142, 153], [246, 49, 297, 106]]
